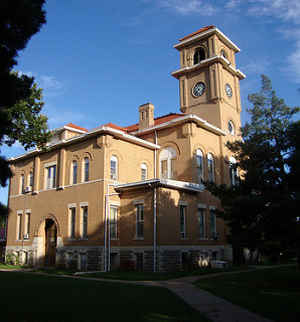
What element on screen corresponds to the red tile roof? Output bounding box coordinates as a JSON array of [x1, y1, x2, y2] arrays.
[[179, 25, 215, 42], [125, 113, 185, 133], [103, 122, 127, 132], [65, 123, 88, 132]]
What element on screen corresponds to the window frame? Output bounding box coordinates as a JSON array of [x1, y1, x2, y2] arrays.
[[20, 174, 25, 194], [135, 204, 144, 239], [198, 207, 206, 239], [109, 205, 118, 240], [68, 206, 76, 239], [159, 147, 176, 179], [72, 160, 78, 185], [229, 156, 238, 186], [207, 153, 215, 183], [193, 47, 206, 65], [16, 211, 23, 241], [24, 211, 31, 239], [141, 163, 148, 181], [45, 164, 56, 190], [179, 204, 187, 239], [80, 204, 88, 239], [83, 157, 89, 182], [196, 149, 204, 183], [110, 156, 118, 181], [209, 208, 217, 239]]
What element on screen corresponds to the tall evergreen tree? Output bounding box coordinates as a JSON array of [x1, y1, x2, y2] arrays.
[[205, 75, 300, 265]]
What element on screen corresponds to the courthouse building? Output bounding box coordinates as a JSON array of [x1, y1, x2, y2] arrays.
[[5, 26, 245, 271]]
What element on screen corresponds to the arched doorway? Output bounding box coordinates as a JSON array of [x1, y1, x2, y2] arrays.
[[44, 219, 57, 266]]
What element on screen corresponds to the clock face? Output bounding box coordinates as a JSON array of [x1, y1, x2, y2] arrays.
[[192, 82, 206, 97], [225, 83, 233, 97]]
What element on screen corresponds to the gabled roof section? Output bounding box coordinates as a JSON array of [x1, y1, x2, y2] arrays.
[[102, 122, 127, 132], [65, 123, 88, 133], [125, 113, 184, 133], [179, 25, 215, 42]]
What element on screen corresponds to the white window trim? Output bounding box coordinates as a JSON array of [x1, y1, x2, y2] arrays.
[[16, 211, 23, 241], [24, 210, 31, 239], [198, 207, 206, 240], [198, 203, 206, 209], [135, 204, 144, 240], [159, 147, 176, 179], [133, 199, 144, 205], [141, 163, 148, 181], [179, 204, 187, 239], [80, 205, 88, 239], [68, 205, 76, 239], [109, 205, 119, 240], [110, 156, 118, 181], [44, 164, 57, 190]]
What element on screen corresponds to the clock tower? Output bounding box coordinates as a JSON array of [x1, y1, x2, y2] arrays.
[[171, 26, 245, 136]]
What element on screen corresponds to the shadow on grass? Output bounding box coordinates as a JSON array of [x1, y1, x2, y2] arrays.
[[0, 271, 211, 322], [195, 265, 299, 322]]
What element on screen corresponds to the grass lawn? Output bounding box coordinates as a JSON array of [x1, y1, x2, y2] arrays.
[[78, 266, 251, 281], [0, 272, 211, 322], [195, 265, 300, 322]]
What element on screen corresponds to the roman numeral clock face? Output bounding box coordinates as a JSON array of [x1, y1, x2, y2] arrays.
[[192, 82, 206, 97]]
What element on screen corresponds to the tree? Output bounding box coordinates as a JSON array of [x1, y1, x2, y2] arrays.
[[205, 75, 300, 265], [0, 1, 50, 215]]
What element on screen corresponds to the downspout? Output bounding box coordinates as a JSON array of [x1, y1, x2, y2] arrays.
[[153, 130, 158, 272]]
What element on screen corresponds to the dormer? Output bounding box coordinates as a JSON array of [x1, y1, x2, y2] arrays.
[[47, 123, 88, 146]]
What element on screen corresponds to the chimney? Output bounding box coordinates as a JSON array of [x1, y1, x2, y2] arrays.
[[139, 103, 154, 131]]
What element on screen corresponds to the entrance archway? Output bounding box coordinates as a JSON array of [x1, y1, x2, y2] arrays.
[[44, 219, 57, 266]]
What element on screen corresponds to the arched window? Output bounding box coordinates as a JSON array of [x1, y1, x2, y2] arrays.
[[141, 163, 147, 181], [228, 120, 235, 135], [229, 156, 238, 186], [159, 147, 177, 179], [220, 49, 227, 59], [207, 153, 215, 182], [193, 47, 206, 65], [72, 161, 78, 185], [110, 156, 118, 180], [196, 149, 204, 183], [83, 157, 89, 182]]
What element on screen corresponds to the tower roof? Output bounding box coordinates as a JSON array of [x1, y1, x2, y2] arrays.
[[179, 25, 215, 42]]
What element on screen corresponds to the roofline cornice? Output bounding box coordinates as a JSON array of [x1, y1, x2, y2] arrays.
[[174, 27, 240, 52], [171, 55, 246, 80], [132, 114, 226, 137], [9, 126, 160, 162]]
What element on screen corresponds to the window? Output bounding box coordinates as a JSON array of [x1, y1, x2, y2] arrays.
[[141, 163, 147, 181], [20, 174, 25, 194], [198, 208, 205, 239], [179, 205, 187, 239], [159, 147, 176, 179], [110, 156, 118, 180], [228, 120, 235, 135], [210, 208, 217, 239], [110, 206, 118, 239], [136, 204, 144, 239], [46, 165, 56, 189], [29, 172, 33, 188], [196, 149, 204, 183], [80, 206, 88, 239], [17, 212, 22, 240], [83, 157, 89, 182], [24, 212, 30, 239], [229, 156, 238, 186], [72, 161, 78, 185], [69, 207, 76, 239], [220, 49, 227, 59], [193, 47, 206, 65], [0, 216, 7, 241], [207, 153, 215, 182]]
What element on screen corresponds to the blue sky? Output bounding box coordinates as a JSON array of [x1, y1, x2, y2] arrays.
[[1, 0, 300, 204]]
